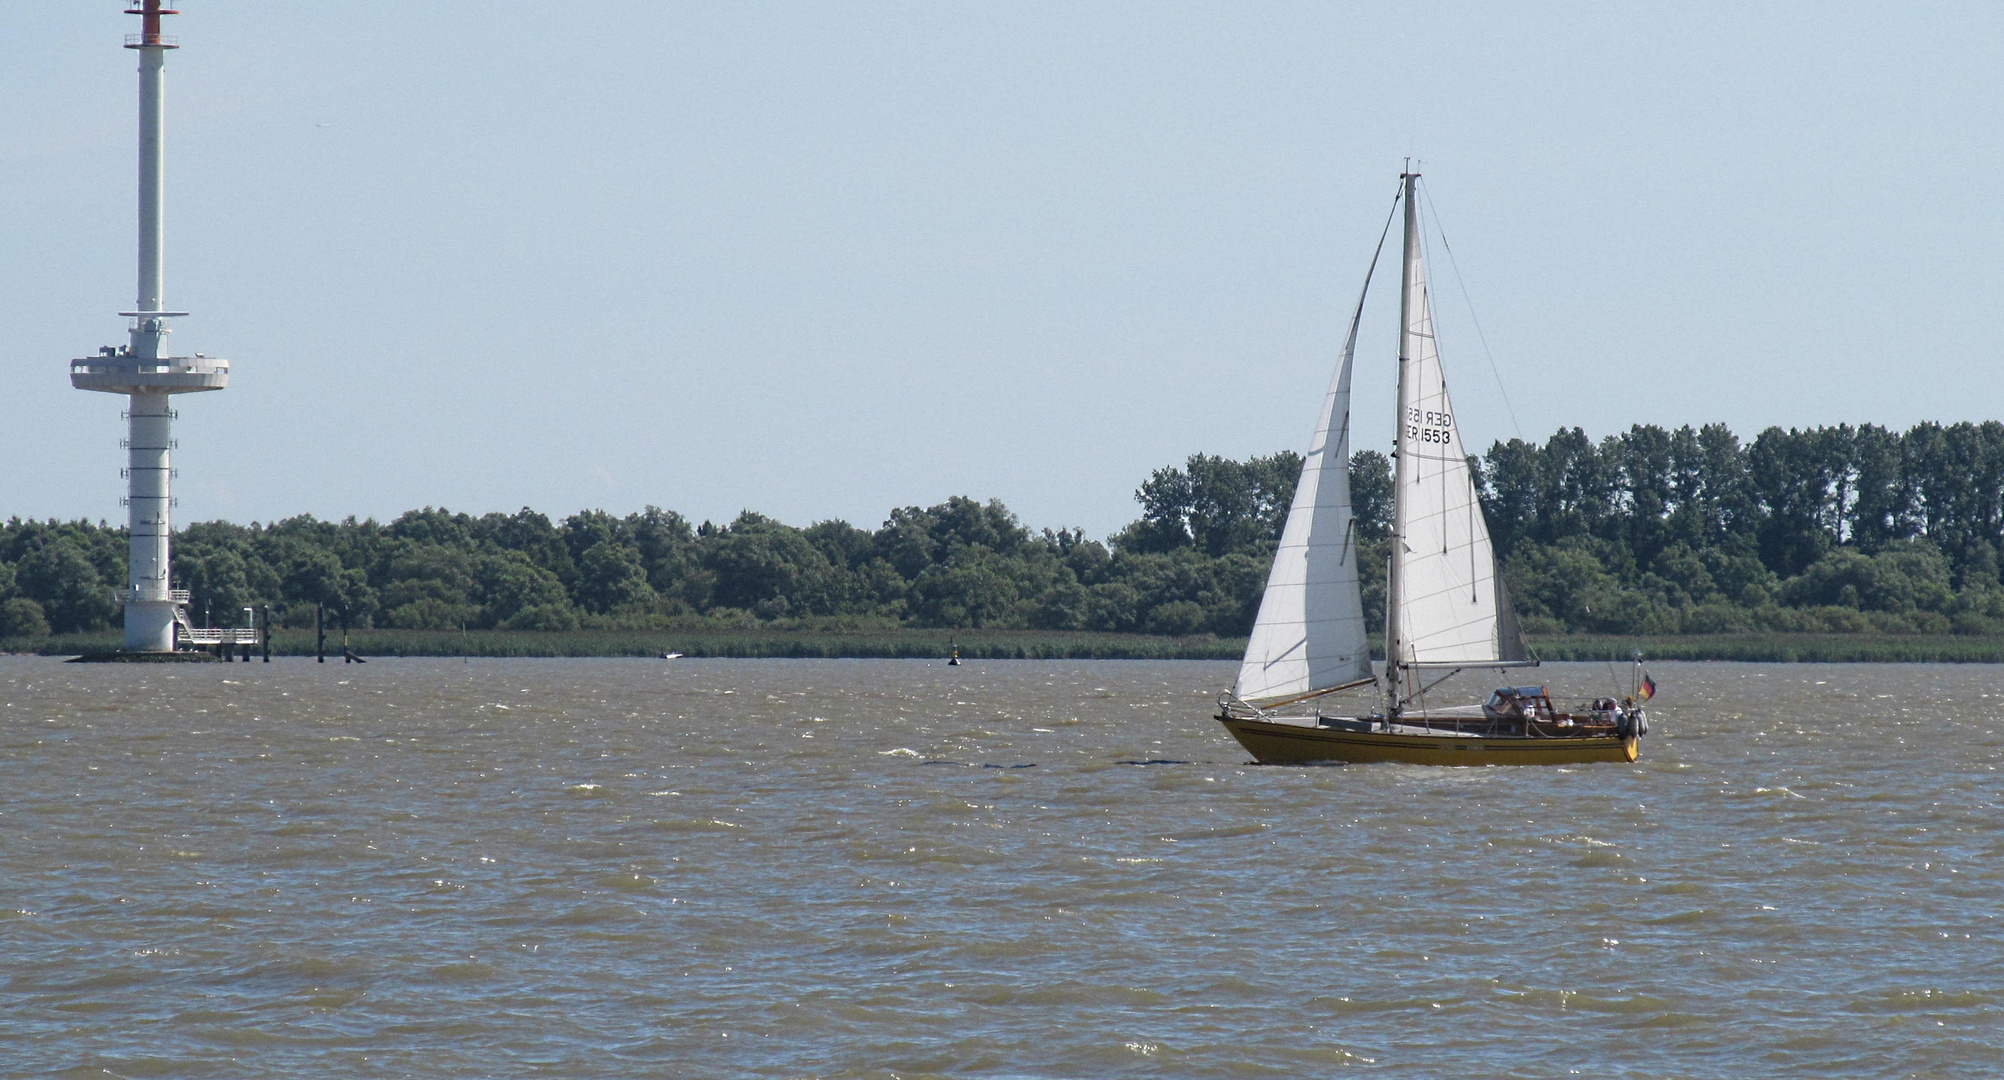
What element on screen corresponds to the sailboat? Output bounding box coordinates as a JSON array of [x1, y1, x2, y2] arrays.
[[1216, 171, 1648, 766]]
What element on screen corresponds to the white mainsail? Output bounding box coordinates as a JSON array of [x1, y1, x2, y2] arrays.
[[1389, 196, 1526, 668], [1234, 272, 1378, 704]]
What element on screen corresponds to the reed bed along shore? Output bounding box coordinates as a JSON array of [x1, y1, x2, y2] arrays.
[[1524, 633, 2004, 664], [11, 629, 2004, 663], [9, 628, 1244, 661]]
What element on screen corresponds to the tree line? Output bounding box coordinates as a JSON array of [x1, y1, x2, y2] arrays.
[[1480, 421, 2004, 635], [3, 420, 2001, 640]]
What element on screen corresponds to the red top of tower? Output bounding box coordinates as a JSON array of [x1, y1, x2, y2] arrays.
[[125, 1, 180, 49]]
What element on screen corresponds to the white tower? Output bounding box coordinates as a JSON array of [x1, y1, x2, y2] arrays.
[[70, 0, 230, 653]]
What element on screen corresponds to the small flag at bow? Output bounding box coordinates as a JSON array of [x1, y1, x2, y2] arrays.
[[1637, 673, 1656, 701]]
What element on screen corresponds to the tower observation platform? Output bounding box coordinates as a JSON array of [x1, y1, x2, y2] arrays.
[[70, 1, 236, 654]]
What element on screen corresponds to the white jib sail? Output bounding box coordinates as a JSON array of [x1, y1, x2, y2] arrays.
[[1392, 244, 1520, 666], [1235, 301, 1374, 704]]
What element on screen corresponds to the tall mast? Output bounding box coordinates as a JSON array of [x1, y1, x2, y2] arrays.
[[134, 0, 168, 331], [1386, 169, 1420, 720]]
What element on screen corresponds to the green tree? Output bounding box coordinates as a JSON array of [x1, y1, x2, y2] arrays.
[[387, 506, 474, 547], [472, 551, 579, 630], [0, 597, 50, 638], [1781, 541, 1954, 614], [377, 544, 478, 630], [574, 540, 657, 616], [626, 507, 699, 602], [477, 551, 573, 626], [179, 547, 257, 623], [1083, 581, 1142, 632], [701, 513, 833, 618], [1145, 599, 1206, 636], [910, 547, 1021, 627], [1348, 450, 1394, 540], [275, 538, 377, 625], [1117, 452, 1301, 557], [1748, 426, 1834, 577], [15, 540, 117, 633], [477, 508, 577, 583]]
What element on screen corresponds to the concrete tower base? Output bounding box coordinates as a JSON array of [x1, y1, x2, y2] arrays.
[[124, 598, 179, 653]]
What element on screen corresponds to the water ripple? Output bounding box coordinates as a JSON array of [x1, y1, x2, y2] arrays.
[[3, 657, 2002, 1076]]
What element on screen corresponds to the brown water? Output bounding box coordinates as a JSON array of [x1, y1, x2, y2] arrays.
[[3, 657, 2001, 1078]]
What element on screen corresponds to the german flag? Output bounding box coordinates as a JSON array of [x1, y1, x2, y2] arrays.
[[1637, 673, 1656, 701]]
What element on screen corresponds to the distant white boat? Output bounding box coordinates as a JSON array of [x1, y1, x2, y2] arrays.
[[660, 651, 684, 660]]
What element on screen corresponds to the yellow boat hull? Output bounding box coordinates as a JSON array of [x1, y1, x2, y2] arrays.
[[1219, 717, 1639, 767]]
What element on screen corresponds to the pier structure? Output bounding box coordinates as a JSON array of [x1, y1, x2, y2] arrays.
[[69, 1, 233, 653]]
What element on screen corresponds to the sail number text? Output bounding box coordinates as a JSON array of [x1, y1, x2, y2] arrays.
[[1406, 408, 1454, 445]]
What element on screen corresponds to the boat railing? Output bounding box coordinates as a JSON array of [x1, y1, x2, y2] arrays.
[[1217, 690, 1266, 721]]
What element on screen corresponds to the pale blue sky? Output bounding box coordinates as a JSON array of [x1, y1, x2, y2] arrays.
[[5, 2, 2000, 538]]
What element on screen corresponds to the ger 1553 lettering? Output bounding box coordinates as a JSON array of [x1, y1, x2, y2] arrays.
[[1405, 408, 1453, 445]]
